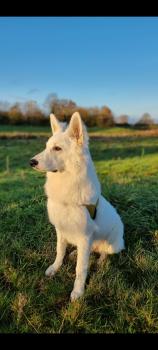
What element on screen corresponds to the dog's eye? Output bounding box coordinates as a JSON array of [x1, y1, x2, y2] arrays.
[[53, 146, 62, 151]]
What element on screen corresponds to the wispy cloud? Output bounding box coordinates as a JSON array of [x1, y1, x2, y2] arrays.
[[27, 88, 40, 95]]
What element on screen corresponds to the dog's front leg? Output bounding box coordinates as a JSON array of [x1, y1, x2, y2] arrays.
[[71, 238, 91, 301], [45, 231, 67, 277]]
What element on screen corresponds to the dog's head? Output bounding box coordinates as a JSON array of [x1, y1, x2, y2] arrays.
[[30, 112, 89, 173]]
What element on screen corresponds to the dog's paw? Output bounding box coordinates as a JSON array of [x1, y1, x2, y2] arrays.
[[45, 264, 57, 277], [70, 289, 84, 302]]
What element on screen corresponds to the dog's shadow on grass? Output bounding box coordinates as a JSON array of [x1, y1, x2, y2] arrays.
[[79, 176, 158, 296]]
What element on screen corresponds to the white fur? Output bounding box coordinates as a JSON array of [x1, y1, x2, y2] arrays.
[[31, 112, 125, 301]]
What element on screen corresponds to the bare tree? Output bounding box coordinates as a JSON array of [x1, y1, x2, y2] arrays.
[[0, 101, 10, 124], [23, 100, 44, 124], [116, 115, 129, 125], [97, 106, 115, 127], [44, 94, 77, 122], [43, 93, 58, 114], [8, 103, 24, 124], [136, 113, 154, 125]]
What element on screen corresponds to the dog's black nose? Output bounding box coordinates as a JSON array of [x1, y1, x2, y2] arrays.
[[30, 158, 38, 167]]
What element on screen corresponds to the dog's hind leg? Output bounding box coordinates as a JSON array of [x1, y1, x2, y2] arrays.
[[45, 231, 67, 277]]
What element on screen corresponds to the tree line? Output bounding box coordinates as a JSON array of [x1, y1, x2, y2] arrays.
[[0, 94, 156, 128]]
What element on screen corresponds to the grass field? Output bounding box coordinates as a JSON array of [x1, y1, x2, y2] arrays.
[[0, 126, 158, 333], [1, 124, 158, 140], [0, 124, 131, 139]]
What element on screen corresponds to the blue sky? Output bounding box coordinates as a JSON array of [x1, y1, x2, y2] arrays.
[[0, 17, 158, 121]]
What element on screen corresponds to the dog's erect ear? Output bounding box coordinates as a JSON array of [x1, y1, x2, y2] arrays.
[[50, 114, 62, 134], [67, 112, 84, 145]]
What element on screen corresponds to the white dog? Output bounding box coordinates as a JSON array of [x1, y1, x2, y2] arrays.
[[30, 112, 124, 301]]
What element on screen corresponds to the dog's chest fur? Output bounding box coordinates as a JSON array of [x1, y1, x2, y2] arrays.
[[44, 160, 100, 242]]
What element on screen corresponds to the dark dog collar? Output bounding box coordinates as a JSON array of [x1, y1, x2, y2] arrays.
[[84, 198, 99, 220]]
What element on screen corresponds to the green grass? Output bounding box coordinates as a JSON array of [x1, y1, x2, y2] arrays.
[[1, 124, 127, 134], [1, 124, 158, 140], [0, 124, 51, 133], [88, 126, 135, 134], [0, 124, 143, 138], [0, 134, 158, 333]]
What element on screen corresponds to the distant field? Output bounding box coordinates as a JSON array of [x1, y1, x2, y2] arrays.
[[0, 124, 51, 138], [0, 124, 131, 138], [1, 124, 158, 139], [0, 128, 158, 333], [0, 124, 132, 133]]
